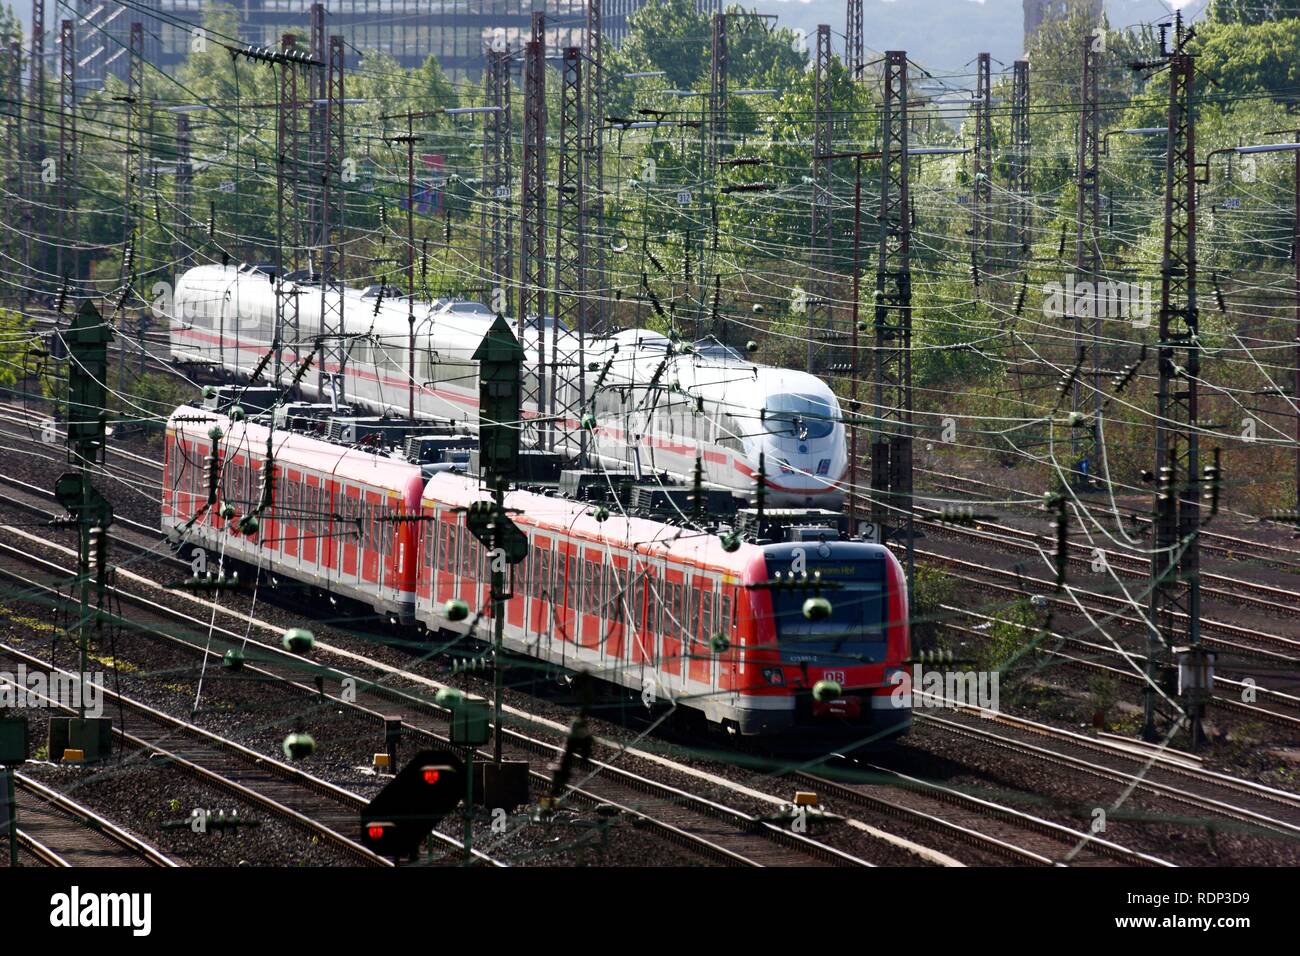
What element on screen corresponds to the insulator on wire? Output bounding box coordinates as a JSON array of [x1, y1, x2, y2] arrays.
[[1203, 448, 1222, 517], [248, 349, 274, 384], [1212, 273, 1226, 313], [690, 456, 705, 523], [206, 453, 221, 507], [645, 285, 667, 321], [290, 354, 316, 388], [1058, 360, 1082, 398], [1014, 280, 1027, 316], [88, 526, 107, 574], [1050, 494, 1068, 591], [1111, 344, 1146, 393]]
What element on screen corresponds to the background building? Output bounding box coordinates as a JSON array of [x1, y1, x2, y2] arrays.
[[65, 0, 722, 86], [1023, 0, 1104, 42]]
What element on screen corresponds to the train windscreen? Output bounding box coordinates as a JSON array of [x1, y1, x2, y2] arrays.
[[763, 556, 888, 665], [762, 394, 836, 440]]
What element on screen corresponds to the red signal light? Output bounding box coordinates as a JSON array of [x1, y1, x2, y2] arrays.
[[367, 824, 386, 841], [422, 768, 441, 785]]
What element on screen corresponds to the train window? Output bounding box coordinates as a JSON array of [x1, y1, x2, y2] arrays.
[[701, 587, 714, 640], [683, 583, 697, 641]]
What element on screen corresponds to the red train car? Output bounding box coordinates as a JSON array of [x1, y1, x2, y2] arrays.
[[415, 472, 912, 739], [162, 406, 426, 623]]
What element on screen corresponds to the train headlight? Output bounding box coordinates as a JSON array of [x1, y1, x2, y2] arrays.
[[803, 597, 832, 621], [761, 668, 785, 686], [812, 679, 842, 702]]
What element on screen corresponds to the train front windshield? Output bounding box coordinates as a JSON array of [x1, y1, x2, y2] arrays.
[[764, 557, 888, 665], [763, 394, 836, 441]]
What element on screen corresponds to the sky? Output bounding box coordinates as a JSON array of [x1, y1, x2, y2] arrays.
[[8, 0, 1206, 76]]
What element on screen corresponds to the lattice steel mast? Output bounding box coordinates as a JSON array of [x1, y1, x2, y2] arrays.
[[871, 51, 914, 587], [806, 24, 834, 373]]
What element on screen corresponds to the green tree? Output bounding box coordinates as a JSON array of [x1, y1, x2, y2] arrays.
[[1196, 17, 1300, 101], [1210, 0, 1300, 24], [615, 0, 711, 91], [0, 307, 34, 391]]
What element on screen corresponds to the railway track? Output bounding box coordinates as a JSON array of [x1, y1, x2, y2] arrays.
[[8, 773, 178, 867], [913, 502, 1300, 621], [912, 698, 1300, 841], [0, 637, 416, 868], [905, 543, 1300, 665], [789, 763, 1172, 866], [918, 465, 1300, 571], [938, 610, 1300, 730], [0, 398, 167, 467]]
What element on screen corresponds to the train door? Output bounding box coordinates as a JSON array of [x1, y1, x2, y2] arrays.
[[321, 478, 338, 576], [361, 488, 380, 586], [603, 553, 628, 664], [283, 469, 301, 562], [643, 561, 663, 670], [657, 564, 682, 680], [455, 520, 475, 606], [718, 583, 738, 694], [339, 483, 359, 580], [302, 474, 320, 567], [506, 534, 526, 631], [557, 541, 577, 652], [689, 572, 713, 686], [435, 510, 456, 605], [579, 545, 603, 651], [376, 493, 392, 598], [218, 288, 231, 368], [528, 534, 551, 643]]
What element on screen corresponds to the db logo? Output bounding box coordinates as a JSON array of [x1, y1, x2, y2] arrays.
[[822, 670, 846, 684]]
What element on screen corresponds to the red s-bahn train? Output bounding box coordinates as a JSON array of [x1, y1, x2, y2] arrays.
[[162, 405, 912, 741]]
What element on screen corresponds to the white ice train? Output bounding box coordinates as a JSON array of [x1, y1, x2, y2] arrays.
[[169, 263, 847, 507]]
